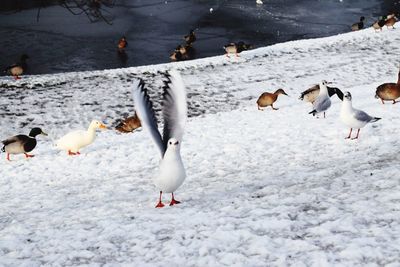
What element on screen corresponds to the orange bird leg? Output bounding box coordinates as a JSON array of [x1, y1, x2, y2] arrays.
[[68, 150, 77, 156], [24, 153, 34, 158], [156, 191, 165, 208], [6, 153, 10, 161], [170, 192, 181, 206]]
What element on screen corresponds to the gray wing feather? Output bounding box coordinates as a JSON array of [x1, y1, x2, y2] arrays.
[[132, 79, 165, 157], [354, 109, 373, 122], [162, 70, 187, 148], [313, 95, 331, 112]]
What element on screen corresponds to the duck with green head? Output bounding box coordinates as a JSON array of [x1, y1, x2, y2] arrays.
[[1, 127, 47, 161]]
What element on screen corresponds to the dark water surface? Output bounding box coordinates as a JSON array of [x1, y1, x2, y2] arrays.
[[0, 0, 399, 75]]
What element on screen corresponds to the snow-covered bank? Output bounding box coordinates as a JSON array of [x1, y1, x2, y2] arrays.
[[1, 25, 400, 266]]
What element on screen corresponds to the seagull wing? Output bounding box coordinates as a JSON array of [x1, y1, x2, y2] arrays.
[[162, 70, 188, 149], [313, 95, 331, 112], [353, 109, 373, 123], [132, 79, 165, 157]]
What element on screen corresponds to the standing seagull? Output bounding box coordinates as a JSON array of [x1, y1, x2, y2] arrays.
[[309, 80, 332, 118], [340, 91, 381, 139], [132, 70, 187, 208]]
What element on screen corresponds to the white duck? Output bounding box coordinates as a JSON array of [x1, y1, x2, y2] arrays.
[[56, 120, 107, 155], [256, 0, 263, 4], [132, 70, 187, 208]]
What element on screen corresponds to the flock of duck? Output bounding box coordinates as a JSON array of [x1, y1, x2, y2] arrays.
[[1, 14, 399, 208]]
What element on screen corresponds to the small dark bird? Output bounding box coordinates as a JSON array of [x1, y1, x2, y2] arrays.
[[184, 29, 196, 45], [4, 54, 29, 80], [257, 89, 288, 110], [1, 127, 47, 161], [236, 41, 253, 53], [375, 67, 400, 104], [170, 50, 183, 61], [351, 16, 365, 31], [118, 36, 128, 51], [224, 42, 252, 58], [223, 43, 239, 58], [170, 45, 194, 61], [115, 113, 142, 133]]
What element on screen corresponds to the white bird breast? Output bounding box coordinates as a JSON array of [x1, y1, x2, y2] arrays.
[[154, 149, 186, 193]]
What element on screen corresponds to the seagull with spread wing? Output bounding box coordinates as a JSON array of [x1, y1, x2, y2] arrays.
[[132, 70, 187, 208]]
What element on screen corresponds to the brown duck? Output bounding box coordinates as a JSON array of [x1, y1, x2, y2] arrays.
[[257, 89, 288, 110], [118, 36, 128, 51], [385, 14, 397, 29], [375, 67, 400, 104], [4, 54, 29, 80], [115, 113, 141, 133]]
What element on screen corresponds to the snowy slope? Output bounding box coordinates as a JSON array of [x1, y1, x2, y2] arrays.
[[1, 25, 400, 266]]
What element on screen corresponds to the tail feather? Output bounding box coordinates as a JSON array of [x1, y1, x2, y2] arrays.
[[371, 117, 381, 123], [309, 110, 317, 116], [1, 146, 5, 152]]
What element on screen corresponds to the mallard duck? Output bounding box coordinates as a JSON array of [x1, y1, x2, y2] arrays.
[[4, 54, 29, 80], [223, 43, 239, 58], [351, 16, 365, 31], [56, 120, 107, 155], [385, 14, 397, 29], [372, 17, 386, 32], [257, 89, 288, 110], [299, 84, 344, 103], [184, 29, 196, 45], [375, 67, 400, 104], [341, 91, 381, 139], [1, 127, 47, 161], [118, 36, 128, 51], [115, 113, 141, 133]]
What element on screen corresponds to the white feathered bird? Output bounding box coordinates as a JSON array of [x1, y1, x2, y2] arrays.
[[309, 80, 332, 118], [132, 70, 187, 208], [340, 91, 381, 139], [56, 120, 107, 155]]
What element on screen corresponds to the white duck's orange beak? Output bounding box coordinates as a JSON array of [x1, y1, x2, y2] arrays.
[[99, 123, 108, 130]]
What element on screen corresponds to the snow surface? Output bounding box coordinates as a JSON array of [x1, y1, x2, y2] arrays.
[[1, 24, 400, 266]]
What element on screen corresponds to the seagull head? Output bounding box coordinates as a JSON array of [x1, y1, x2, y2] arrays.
[[320, 80, 332, 86], [167, 138, 180, 151], [343, 91, 352, 101]]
